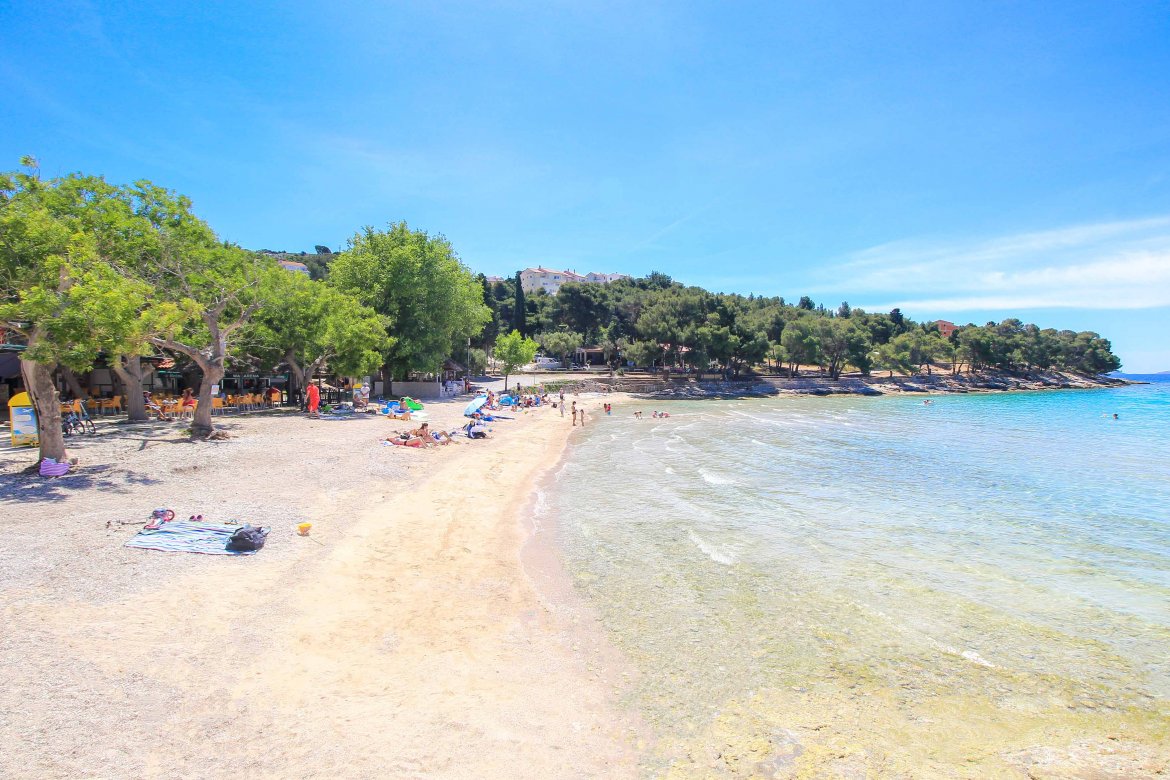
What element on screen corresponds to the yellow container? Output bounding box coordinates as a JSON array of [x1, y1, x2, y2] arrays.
[[297, 522, 313, 536], [8, 391, 38, 447]]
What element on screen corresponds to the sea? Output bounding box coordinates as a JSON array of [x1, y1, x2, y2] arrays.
[[540, 375, 1170, 777]]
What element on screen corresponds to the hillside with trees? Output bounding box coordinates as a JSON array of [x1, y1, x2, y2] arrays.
[[473, 273, 1121, 379]]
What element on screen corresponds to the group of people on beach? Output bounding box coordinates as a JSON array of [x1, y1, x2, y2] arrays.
[[142, 388, 197, 421], [388, 421, 456, 448], [553, 388, 591, 427], [631, 410, 670, 419]]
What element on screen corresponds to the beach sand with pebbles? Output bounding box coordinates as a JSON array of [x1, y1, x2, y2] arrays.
[[0, 395, 639, 779]]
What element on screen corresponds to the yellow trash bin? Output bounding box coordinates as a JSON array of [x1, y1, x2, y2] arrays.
[[8, 391, 38, 447]]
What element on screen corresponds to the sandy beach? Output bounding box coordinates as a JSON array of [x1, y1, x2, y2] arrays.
[[0, 395, 639, 779]]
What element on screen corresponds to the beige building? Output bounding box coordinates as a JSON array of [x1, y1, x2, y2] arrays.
[[519, 266, 628, 295]]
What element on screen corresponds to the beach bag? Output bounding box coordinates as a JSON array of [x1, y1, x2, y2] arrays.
[[226, 524, 269, 552], [39, 458, 71, 477]]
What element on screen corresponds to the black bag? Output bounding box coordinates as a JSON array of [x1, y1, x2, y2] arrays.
[[226, 523, 269, 552]]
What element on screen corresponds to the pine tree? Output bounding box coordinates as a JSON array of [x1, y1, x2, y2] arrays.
[[512, 271, 527, 336]]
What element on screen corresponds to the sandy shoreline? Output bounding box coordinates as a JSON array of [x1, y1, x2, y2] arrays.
[[0, 395, 639, 779]]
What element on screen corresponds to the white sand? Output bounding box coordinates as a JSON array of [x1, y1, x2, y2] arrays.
[[0, 397, 639, 779]]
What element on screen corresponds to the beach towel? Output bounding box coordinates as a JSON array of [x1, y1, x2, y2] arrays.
[[124, 521, 261, 555]]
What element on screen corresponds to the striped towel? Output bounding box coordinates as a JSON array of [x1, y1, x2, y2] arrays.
[[124, 521, 258, 555]]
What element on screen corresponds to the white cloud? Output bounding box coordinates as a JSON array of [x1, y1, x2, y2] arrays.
[[819, 217, 1170, 311]]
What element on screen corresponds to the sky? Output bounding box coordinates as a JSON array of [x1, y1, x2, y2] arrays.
[[2, 1, 1169, 371]]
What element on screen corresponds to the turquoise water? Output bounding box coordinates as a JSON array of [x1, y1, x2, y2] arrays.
[[546, 379, 1170, 776]]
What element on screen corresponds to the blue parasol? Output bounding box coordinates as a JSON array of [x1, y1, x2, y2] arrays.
[[463, 396, 488, 417]]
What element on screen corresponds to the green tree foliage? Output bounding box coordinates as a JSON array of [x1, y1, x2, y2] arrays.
[[147, 243, 274, 437], [621, 340, 661, 370], [0, 163, 149, 459], [302, 253, 334, 280], [474, 274, 501, 347], [536, 330, 583, 367], [780, 317, 819, 376], [250, 269, 389, 395], [466, 347, 488, 375], [329, 222, 490, 381], [553, 282, 611, 341], [815, 318, 872, 379], [493, 329, 538, 390], [511, 271, 527, 336]]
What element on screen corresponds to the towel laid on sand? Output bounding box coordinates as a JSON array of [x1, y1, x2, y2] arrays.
[[124, 521, 259, 555]]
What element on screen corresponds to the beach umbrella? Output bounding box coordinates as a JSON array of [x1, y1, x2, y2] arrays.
[[463, 396, 488, 417]]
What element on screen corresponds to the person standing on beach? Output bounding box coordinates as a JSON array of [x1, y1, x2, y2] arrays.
[[306, 383, 320, 418], [570, 400, 577, 426]]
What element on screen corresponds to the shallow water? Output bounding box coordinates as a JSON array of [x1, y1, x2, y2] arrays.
[[545, 379, 1170, 777]]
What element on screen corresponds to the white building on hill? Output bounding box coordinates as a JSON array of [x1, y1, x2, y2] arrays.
[[519, 266, 629, 295]]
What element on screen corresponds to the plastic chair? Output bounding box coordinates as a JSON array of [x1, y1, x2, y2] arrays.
[[99, 395, 123, 415]]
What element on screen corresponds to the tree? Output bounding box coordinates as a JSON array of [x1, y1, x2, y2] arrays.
[[494, 330, 537, 390], [512, 271, 527, 336], [329, 222, 490, 382], [0, 161, 150, 461], [780, 317, 818, 376], [250, 270, 388, 398], [815, 318, 871, 379], [766, 341, 787, 373], [622, 340, 660, 370], [314, 245, 332, 255], [36, 174, 271, 436], [56, 177, 218, 422], [148, 243, 273, 438], [466, 347, 488, 375], [873, 340, 913, 377], [598, 323, 624, 369], [475, 273, 501, 347], [536, 330, 583, 368], [889, 307, 908, 336], [554, 282, 611, 341]]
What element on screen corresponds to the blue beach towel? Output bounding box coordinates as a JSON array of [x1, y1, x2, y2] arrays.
[[124, 521, 260, 556]]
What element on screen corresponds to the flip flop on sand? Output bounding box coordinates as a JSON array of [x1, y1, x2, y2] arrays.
[[144, 508, 175, 530]]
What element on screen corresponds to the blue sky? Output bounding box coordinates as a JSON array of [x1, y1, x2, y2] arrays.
[[3, 1, 1169, 370]]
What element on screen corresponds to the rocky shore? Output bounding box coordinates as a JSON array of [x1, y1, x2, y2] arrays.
[[558, 370, 1131, 399]]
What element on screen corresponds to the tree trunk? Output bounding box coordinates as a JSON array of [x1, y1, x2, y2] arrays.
[[285, 348, 306, 406], [20, 354, 67, 463], [285, 349, 306, 390], [192, 360, 224, 438], [59, 366, 88, 401], [113, 355, 149, 422]]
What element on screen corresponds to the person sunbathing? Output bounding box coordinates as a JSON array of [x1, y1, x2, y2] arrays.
[[381, 397, 412, 420], [409, 422, 445, 447], [465, 414, 489, 439]]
